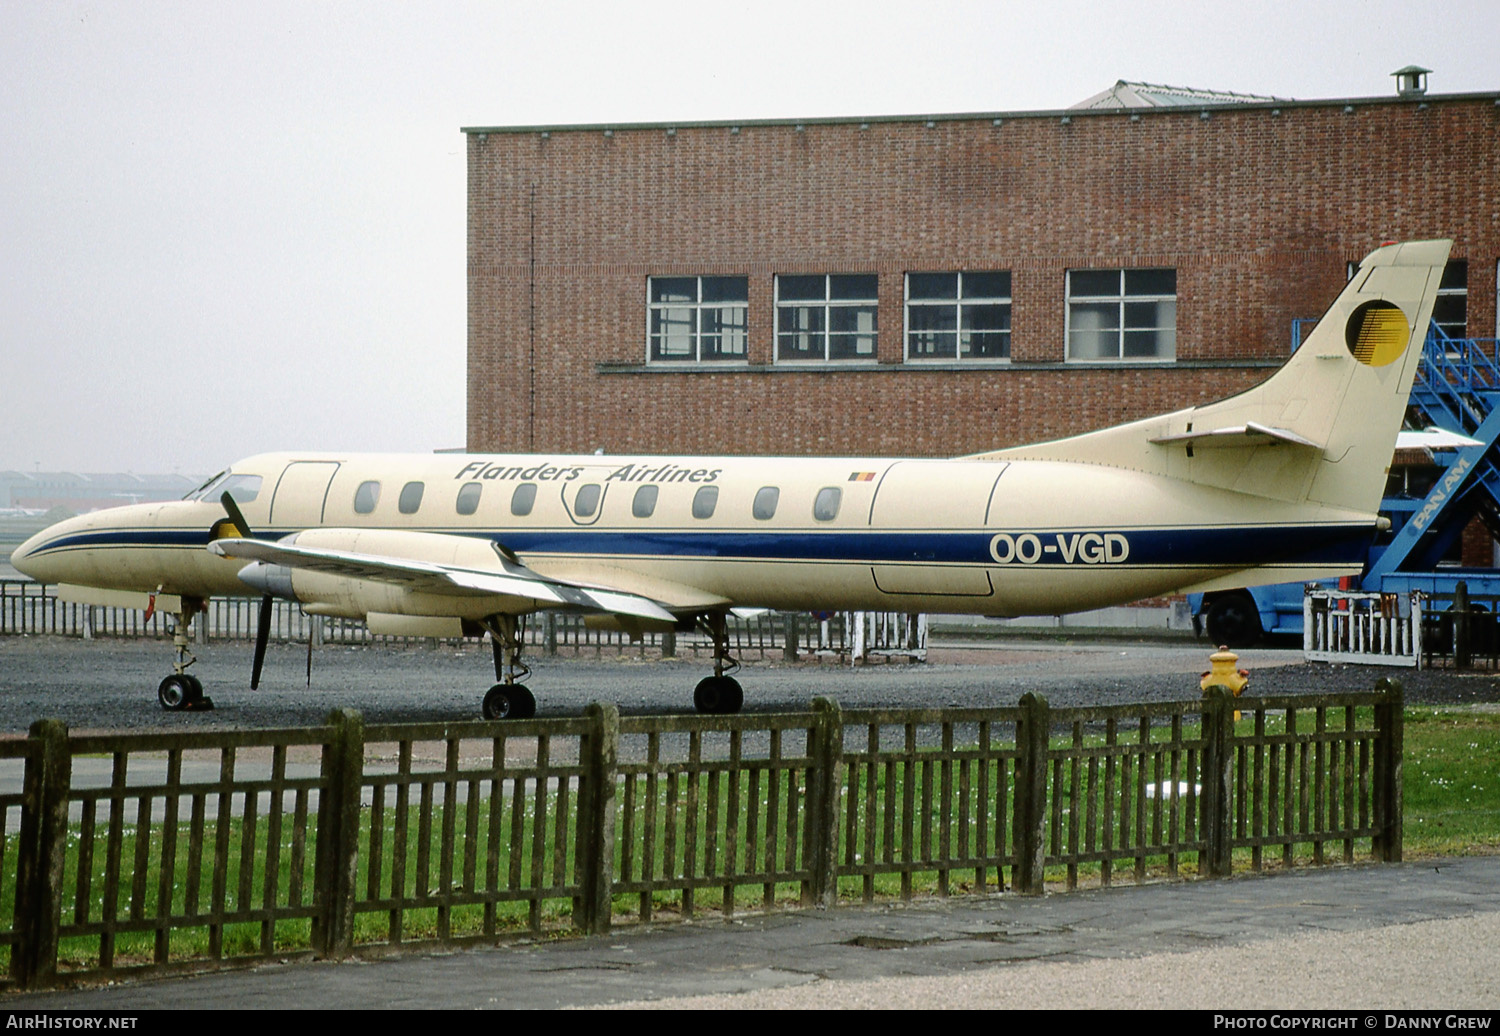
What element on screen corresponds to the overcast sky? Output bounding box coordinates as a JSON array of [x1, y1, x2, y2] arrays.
[[2, 0, 1495, 476]]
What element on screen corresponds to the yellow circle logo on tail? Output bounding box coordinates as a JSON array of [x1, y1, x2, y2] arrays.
[[1344, 300, 1410, 366]]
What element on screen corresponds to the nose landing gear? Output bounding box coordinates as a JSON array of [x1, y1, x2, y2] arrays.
[[158, 599, 213, 711]]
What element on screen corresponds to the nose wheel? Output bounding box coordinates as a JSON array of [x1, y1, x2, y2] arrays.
[[158, 602, 213, 710]]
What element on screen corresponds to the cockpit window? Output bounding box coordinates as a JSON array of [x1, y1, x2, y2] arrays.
[[398, 481, 424, 515], [185, 471, 227, 501], [220, 474, 263, 504], [354, 481, 381, 514], [186, 471, 262, 504]]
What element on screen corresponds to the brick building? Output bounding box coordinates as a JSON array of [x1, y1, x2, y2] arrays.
[[463, 80, 1499, 460]]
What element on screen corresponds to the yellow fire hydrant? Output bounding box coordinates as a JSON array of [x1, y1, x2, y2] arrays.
[[1201, 645, 1249, 720]]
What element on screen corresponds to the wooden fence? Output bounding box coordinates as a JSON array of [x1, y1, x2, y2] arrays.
[[0, 682, 1404, 990]]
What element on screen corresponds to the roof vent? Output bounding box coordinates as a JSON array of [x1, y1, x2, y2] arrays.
[[1391, 65, 1430, 98]]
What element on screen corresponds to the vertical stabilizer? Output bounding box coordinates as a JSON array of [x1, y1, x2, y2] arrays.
[[985, 240, 1452, 515]]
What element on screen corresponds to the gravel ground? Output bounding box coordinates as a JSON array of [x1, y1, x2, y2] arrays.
[[0, 633, 1495, 734]]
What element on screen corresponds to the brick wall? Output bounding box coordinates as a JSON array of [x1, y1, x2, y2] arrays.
[[467, 95, 1500, 458]]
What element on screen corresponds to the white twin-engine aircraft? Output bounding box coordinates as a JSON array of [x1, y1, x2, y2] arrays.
[[12, 240, 1451, 718]]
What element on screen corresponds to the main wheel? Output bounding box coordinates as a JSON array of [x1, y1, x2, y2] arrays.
[[1204, 593, 1264, 648], [693, 675, 744, 715], [158, 675, 195, 711], [483, 683, 536, 720]]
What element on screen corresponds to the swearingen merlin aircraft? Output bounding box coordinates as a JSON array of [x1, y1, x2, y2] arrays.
[[12, 239, 1451, 718]]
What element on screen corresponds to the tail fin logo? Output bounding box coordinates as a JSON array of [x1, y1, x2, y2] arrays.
[[1345, 300, 1410, 367]]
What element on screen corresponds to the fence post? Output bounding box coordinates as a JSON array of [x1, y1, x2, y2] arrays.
[[1200, 686, 1235, 877], [782, 613, 800, 662], [660, 627, 676, 658], [13, 719, 70, 989], [1454, 581, 1471, 669], [575, 702, 620, 934], [804, 697, 842, 908], [1373, 678, 1405, 862], [1014, 692, 1049, 895], [313, 708, 363, 958]]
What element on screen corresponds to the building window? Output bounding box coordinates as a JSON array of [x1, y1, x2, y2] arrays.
[[906, 272, 1011, 361], [648, 276, 748, 362], [776, 274, 877, 362], [1432, 260, 1467, 339], [1066, 269, 1176, 360]]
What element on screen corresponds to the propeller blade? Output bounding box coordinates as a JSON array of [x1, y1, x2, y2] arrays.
[[306, 628, 314, 687], [251, 594, 273, 689], [219, 491, 254, 538]]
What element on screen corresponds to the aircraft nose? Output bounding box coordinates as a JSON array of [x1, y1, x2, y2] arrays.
[[10, 526, 60, 582]]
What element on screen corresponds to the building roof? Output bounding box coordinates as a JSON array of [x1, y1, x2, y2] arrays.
[[1069, 80, 1286, 109]]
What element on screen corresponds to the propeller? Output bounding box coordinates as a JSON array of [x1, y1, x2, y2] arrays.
[[220, 492, 274, 690]]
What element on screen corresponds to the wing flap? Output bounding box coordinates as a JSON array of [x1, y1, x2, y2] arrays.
[[210, 536, 678, 622]]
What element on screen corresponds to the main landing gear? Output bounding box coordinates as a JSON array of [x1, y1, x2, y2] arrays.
[[157, 599, 213, 711], [481, 614, 536, 719], [693, 612, 743, 715]]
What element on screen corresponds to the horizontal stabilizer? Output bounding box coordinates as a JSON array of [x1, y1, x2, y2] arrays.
[[1149, 421, 1323, 451]]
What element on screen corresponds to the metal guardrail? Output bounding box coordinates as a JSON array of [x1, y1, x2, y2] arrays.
[[1, 581, 932, 662], [1304, 591, 1423, 667], [0, 683, 1404, 990]]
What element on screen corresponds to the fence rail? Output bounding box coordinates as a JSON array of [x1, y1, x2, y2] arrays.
[[0, 581, 930, 662], [0, 682, 1403, 990], [1304, 590, 1423, 667]]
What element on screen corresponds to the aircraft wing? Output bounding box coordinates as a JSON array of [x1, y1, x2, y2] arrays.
[[209, 536, 679, 623]]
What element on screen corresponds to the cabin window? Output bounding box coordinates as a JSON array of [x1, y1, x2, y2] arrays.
[[1066, 269, 1176, 361], [905, 271, 1011, 361], [398, 481, 424, 515], [456, 482, 482, 516], [692, 485, 718, 519], [510, 483, 536, 517], [776, 274, 878, 362], [632, 484, 659, 518], [648, 276, 749, 363], [813, 486, 841, 522], [221, 474, 263, 504], [753, 486, 780, 520], [353, 481, 381, 514], [575, 483, 602, 518]]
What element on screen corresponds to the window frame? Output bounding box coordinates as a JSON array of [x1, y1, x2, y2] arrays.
[[775, 273, 879, 363], [904, 271, 1012, 363], [1065, 268, 1177, 362], [646, 275, 750, 364]]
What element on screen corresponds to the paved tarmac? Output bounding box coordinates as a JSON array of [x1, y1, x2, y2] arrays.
[[6, 855, 1498, 1010]]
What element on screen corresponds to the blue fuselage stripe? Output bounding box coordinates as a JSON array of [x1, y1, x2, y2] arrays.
[[25, 523, 1374, 569]]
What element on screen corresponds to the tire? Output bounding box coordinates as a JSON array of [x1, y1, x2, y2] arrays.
[[1204, 593, 1264, 648], [483, 683, 536, 720], [693, 676, 744, 715], [158, 675, 194, 711]]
